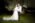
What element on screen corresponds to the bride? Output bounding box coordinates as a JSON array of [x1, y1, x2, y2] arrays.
[[3, 3, 23, 21], [3, 0, 27, 21]]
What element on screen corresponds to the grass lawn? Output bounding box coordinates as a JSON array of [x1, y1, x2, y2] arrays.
[[0, 13, 33, 23]]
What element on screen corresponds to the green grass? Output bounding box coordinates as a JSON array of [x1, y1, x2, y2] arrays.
[[0, 13, 33, 23]]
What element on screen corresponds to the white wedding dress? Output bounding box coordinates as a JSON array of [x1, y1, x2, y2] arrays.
[[3, 4, 22, 21]]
